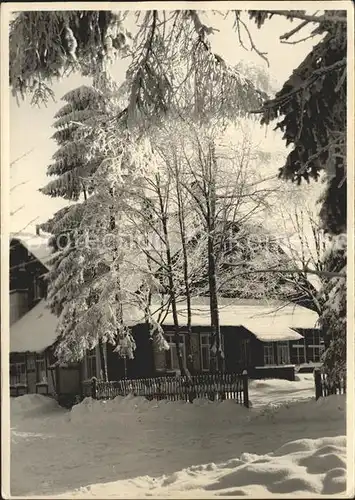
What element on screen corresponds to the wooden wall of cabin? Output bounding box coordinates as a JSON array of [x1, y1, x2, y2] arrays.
[[106, 324, 155, 380], [47, 366, 57, 395], [191, 325, 226, 373], [303, 328, 324, 362], [289, 328, 324, 364], [251, 337, 265, 367], [10, 350, 56, 396], [102, 324, 301, 380], [26, 353, 36, 393], [289, 338, 306, 365], [153, 329, 201, 374], [10, 290, 29, 325], [152, 325, 264, 375], [153, 341, 166, 373], [10, 240, 31, 290], [223, 326, 263, 372], [57, 366, 81, 395], [10, 239, 48, 308], [149, 325, 265, 375], [190, 331, 201, 371]]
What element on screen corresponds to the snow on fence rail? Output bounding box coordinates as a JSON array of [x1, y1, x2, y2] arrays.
[[314, 369, 346, 400], [82, 372, 250, 407]]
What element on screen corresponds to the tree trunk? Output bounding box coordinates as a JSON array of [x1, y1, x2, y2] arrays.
[[206, 144, 224, 373], [207, 234, 224, 372], [156, 175, 186, 375], [171, 305, 185, 374], [164, 238, 186, 375], [109, 187, 125, 358], [143, 204, 154, 324], [175, 166, 193, 376], [98, 340, 108, 381]]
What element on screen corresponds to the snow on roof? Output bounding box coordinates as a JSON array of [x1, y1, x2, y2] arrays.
[[9, 296, 315, 353], [10, 300, 59, 353], [10, 231, 53, 269], [243, 323, 303, 342], [149, 297, 318, 342]]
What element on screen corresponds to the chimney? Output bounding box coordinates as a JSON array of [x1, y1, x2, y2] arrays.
[[36, 225, 40, 236]]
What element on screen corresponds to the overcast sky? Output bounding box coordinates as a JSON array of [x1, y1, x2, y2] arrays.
[[10, 10, 323, 234]]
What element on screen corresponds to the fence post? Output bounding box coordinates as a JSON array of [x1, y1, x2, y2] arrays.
[[91, 377, 97, 399], [242, 370, 249, 408], [187, 376, 195, 404], [314, 368, 322, 400]]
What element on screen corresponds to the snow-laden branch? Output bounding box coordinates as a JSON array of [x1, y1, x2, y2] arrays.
[[251, 58, 346, 114], [234, 12, 269, 66], [265, 10, 347, 24], [222, 263, 346, 279]]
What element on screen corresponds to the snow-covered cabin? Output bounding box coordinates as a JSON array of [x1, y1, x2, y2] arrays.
[[10, 230, 53, 396], [9, 229, 323, 405], [9, 230, 82, 403], [10, 230, 51, 324], [97, 297, 321, 384], [78, 296, 322, 387], [147, 297, 322, 380]]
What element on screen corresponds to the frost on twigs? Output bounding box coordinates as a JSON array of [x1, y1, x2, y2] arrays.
[[125, 11, 265, 129], [10, 10, 265, 127], [41, 71, 155, 364], [245, 10, 347, 379], [9, 11, 130, 104], [249, 10, 346, 238], [113, 326, 136, 360], [149, 319, 170, 352]]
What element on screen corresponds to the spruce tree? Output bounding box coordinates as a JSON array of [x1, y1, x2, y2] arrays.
[[40, 74, 150, 366], [247, 10, 347, 380]]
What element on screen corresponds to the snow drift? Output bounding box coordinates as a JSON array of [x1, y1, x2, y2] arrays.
[[59, 435, 346, 498], [11, 390, 346, 497], [11, 393, 61, 418]]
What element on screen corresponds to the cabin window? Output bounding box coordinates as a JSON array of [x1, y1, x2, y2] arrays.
[[241, 339, 252, 366], [263, 343, 275, 365], [165, 333, 186, 371], [36, 354, 47, 383], [26, 355, 36, 372], [308, 330, 325, 362], [277, 341, 290, 365], [86, 348, 97, 380], [292, 339, 306, 365], [10, 357, 26, 386], [200, 334, 210, 371]]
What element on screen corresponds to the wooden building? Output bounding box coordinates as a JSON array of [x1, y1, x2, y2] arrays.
[[9, 232, 323, 405], [9, 231, 82, 404], [84, 297, 322, 383]]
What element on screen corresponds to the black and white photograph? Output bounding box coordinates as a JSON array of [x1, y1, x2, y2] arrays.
[[1, 2, 354, 498]]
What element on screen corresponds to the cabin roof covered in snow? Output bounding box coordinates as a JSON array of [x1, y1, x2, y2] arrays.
[[10, 296, 317, 353], [148, 297, 318, 342], [10, 232, 53, 269], [10, 300, 58, 353]]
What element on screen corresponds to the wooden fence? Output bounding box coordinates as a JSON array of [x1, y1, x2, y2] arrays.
[[314, 369, 346, 400], [83, 372, 249, 407]]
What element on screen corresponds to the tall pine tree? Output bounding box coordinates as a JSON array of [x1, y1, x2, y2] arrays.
[[40, 73, 157, 367]]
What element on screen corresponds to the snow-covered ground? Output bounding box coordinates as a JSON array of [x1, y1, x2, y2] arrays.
[[248, 373, 315, 408], [10, 375, 347, 498]]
